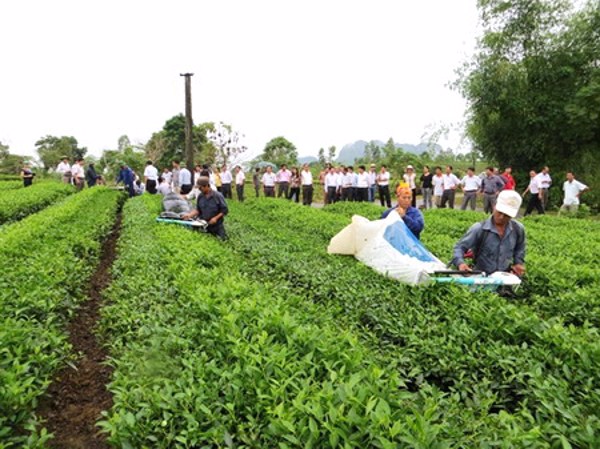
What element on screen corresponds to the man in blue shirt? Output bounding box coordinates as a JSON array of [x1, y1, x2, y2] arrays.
[[381, 185, 424, 239], [116, 163, 135, 197], [480, 166, 506, 214], [182, 177, 228, 239], [452, 190, 526, 276]]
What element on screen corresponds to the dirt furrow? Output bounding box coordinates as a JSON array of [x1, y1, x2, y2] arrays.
[[37, 212, 122, 449]]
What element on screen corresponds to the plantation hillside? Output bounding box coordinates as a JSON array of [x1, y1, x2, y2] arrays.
[[1, 187, 599, 448]]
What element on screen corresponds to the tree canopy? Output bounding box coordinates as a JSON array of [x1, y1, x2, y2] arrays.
[[97, 135, 146, 180], [260, 136, 298, 167], [35, 135, 87, 170], [459, 0, 600, 209], [144, 114, 215, 169]]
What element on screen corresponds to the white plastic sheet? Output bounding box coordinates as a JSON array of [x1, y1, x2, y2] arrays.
[[327, 211, 446, 285]]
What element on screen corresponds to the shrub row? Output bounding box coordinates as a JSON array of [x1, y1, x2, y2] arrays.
[[225, 199, 600, 447], [0, 180, 23, 191], [321, 202, 600, 328], [99, 196, 500, 448], [0, 187, 122, 448], [0, 181, 75, 225]]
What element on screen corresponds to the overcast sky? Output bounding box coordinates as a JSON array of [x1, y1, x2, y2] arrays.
[[0, 0, 480, 161]]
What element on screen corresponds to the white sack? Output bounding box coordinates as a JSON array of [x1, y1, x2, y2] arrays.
[[327, 211, 446, 285]]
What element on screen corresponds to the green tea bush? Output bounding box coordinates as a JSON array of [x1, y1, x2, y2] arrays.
[[0, 187, 122, 448], [223, 199, 600, 447], [0, 181, 75, 224]]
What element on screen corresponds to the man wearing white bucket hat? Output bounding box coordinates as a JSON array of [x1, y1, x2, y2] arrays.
[[451, 190, 526, 277]]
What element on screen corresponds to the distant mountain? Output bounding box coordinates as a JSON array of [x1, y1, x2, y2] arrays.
[[298, 155, 318, 165], [336, 140, 441, 164]]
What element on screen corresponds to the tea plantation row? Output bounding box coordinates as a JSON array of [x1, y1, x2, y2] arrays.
[[1, 192, 598, 447], [224, 199, 600, 447], [96, 197, 598, 447], [0, 181, 74, 225], [0, 188, 122, 448]]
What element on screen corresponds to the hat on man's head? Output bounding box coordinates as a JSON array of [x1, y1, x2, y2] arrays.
[[196, 176, 210, 187], [406, 165, 414, 170], [495, 190, 522, 218]]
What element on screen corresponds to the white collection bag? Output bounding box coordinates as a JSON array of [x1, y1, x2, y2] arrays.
[[327, 211, 446, 285]]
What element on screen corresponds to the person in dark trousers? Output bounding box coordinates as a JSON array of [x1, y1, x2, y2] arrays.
[[301, 164, 313, 206], [117, 163, 136, 197], [420, 165, 433, 209], [377, 165, 392, 208], [181, 177, 229, 239], [235, 166, 245, 202], [85, 162, 99, 187], [522, 170, 544, 216], [288, 166, 301, 203], [21, 163, 34, 187], [253, 168, 261, 197], [144, 160, 159, 194], [480, 166, 505, 213], [220, 165, 233, 199]]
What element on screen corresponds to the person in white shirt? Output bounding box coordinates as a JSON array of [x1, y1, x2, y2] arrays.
[[341, 167, 353, 202], [402, 165, 417, 207], [460, 167, 482, 211], [367, 164, 377, 202], [134, 178, 145, 195], [161, 168, 172, 186], [276, 164, 292, 198], [220, 165, 233, 199], [177, 162, 192, 195], [335, 167, 343, 202], [440, 165, 460, 209], [301, 164, 313, 206], [522, 170, 544, 216], [235, 165, 245, 202], [560, 171, 589, 214], [350, 166, 359, 201], [143, 160, 159, 194], [534, 166, 552, 210], [261, 166, 277, 197], [171, 160, 181, 193], [56, 157, 72, 184], [156, 176, 172, 196], [71, 158, 85, 191], [325, 167, 338, 204], [376, 165, 391, 208], [432, 166, 445, 208], [355, 165, 369, 202]]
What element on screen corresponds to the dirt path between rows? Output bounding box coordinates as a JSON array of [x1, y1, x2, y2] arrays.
[[37, 212, 122, 449]]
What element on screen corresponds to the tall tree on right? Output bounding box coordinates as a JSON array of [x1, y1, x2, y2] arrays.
[[459, 0, 600, 181]]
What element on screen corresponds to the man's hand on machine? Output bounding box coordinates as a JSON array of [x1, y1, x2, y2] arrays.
[[458, 263, 472, 272], [510, 264, 526, 277]]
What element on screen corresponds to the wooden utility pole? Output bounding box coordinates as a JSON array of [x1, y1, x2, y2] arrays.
[[180, 73, 194, 173]]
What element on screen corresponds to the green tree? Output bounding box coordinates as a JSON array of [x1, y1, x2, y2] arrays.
[[318, 147, 326, 166], [118, 135, 131, 151], [35, 135, 87, 170], [261, 137, 298, 167], [98, 137, 146, 182], [365, 141, 381, 162], [0, 142, 27, 174], [0, 141, 9, 160], [144, 114, 209, 169], [327, 145, 336, 163], [459, 0, 600, 209]]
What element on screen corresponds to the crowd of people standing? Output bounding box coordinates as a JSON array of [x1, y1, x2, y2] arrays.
[[55, 156, 103, 190], [50, 156, 590, 216]]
